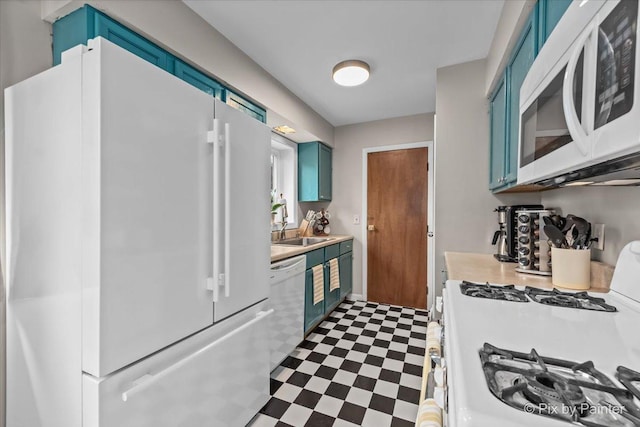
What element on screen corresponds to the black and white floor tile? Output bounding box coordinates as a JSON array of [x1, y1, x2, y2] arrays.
[[249, 300, 429, 427]]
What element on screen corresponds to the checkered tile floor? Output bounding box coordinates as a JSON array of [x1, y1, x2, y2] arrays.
[[248, 300, 429, 427]]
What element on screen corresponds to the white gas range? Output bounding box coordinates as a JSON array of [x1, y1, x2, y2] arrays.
[[434, 241, 640, 427]]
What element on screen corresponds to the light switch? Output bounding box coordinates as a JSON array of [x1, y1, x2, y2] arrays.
[[353, 215, 360, 225]]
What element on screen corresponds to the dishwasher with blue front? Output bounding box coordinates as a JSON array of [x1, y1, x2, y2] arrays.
[[268, 255, 306, 371]]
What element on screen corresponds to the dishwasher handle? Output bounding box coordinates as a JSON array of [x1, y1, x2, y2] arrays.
[[270, 256, 306, 273]]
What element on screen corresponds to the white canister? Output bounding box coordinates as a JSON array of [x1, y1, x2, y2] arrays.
[[551, 247, 591, 290]]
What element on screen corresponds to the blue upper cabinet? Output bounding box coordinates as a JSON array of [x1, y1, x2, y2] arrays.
[[537, 0, 573, 48], [174, 59, 224, 99], [505, 11, 537, 185], [489, 77, 508, 190], [53, 5, 173, 72], [298, 141, 332, 202], [52, 5, 266, 123], [489, 0, 570, 192], [226, 91, 267, 123]]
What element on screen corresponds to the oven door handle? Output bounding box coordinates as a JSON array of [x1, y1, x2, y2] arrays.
[[563, 23, 594, 156]]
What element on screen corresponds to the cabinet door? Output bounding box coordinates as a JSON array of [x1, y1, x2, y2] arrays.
[[226, 91, 267, 123], [324, 261, 340, 314], [489, 76, 508, 190], [299, 142, 333, 202], [538, 0, 573, 48], [174, 59, 224, 99], [318, 143, 332, 201], [506, 14, 536, 184], [304, 269, 325, 332], [339, 252, 353, 299], [94, 12, 172, 72]]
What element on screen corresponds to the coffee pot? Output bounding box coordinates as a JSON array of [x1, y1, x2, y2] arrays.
[[492, 207, 510, 262]]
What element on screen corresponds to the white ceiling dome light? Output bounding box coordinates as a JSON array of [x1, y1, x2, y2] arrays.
[[332, 60, 370, 87]]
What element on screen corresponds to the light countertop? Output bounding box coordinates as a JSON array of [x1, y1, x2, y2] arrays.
[[271, 235, 353, 263], [444, 251, 613, 292]]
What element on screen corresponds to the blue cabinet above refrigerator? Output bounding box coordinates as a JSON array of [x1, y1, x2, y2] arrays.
[[52, 5, 266, 123]]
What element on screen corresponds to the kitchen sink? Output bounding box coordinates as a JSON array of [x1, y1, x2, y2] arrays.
[[272, 237, 333, 246]]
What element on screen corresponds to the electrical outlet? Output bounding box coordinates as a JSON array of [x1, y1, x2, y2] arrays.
[[353, 215, 360, 225], [592, 223, 605, 250]]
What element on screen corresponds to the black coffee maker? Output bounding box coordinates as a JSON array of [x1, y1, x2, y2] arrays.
[[492, 205, 543, 262]]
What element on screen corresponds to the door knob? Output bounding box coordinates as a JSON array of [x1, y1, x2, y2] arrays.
[[367, 225, 376, 231]]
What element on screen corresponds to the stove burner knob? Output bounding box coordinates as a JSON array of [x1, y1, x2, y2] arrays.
[[518, 225, 530, 233], [518, 247, 530, 256], [518, 236, 530, 244], [519, 258, 530, 266], [518, 215, 530, 223]]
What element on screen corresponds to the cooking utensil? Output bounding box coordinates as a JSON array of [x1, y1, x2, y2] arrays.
[[544, 224, 567, 248], [550, 214, 566, 230], [565, 224, 576, 248], [560, 215, 590, 249]]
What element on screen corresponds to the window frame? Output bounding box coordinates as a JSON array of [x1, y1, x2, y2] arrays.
[[270, 133, 298, 230]]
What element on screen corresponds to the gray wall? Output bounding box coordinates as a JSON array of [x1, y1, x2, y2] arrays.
[[541, 187, 640, 266], [434, 59, 541, 296], [332, 114, 435, 297]]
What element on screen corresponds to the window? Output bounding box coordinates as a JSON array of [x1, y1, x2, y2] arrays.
[[271, 133, 297, 229]]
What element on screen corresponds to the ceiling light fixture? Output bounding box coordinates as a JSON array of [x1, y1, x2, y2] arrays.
[[332, 60, 370, 87]]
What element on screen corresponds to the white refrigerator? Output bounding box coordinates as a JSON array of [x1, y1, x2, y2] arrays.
[[6, 37, 271, 427]]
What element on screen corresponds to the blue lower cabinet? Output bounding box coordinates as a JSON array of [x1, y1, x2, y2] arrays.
[[304, 269, 325, 333], [339, 252, 353, 299], [324, 261, 341, 313]]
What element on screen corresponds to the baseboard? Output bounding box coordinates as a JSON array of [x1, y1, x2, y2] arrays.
[[347, 293, 364, 301]]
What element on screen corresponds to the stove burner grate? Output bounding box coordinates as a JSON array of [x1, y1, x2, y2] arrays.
[[460, 281, 529, 302], [619, 366, 640, 402], [525, 287, 617, 312], [479, 343, 640, 426]]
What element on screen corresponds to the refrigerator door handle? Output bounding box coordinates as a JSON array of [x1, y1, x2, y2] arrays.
[[223, 122, 231, 298], [120, 309, 274, 402], [208, 118, 224, 302]]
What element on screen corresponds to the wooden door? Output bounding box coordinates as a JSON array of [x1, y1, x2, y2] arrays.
[[367, 148, 428, 308]]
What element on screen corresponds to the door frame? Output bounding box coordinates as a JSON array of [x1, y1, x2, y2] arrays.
[[361, 141, 435, 309]]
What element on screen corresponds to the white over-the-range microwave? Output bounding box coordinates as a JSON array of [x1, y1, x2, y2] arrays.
[[518, 0, 640, 187]]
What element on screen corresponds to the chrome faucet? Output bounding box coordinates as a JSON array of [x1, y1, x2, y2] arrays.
[[278, 194, 288, 241]]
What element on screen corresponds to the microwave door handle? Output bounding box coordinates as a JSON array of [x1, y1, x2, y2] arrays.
[[563, 25, 593, 156]]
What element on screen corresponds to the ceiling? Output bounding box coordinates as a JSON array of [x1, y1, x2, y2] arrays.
[[184, 0, 504, 127]]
